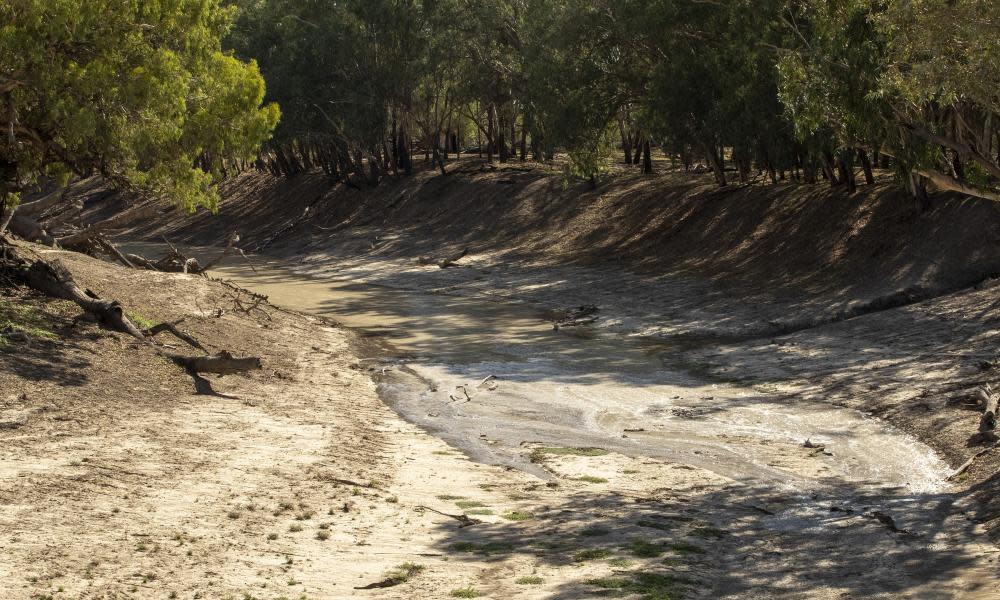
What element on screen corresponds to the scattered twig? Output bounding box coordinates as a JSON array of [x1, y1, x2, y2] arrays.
[[946, 441, 1000, 481], [415, 505, 482, 528]]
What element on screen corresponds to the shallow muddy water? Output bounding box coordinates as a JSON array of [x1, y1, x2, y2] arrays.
[[144, 244, 955, 499]]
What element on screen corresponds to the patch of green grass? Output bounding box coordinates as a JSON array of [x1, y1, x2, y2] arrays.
[[574, 548, 612, 561], [379, 562, 424, 585], [502, 510, 532, 522], [630, 539, 665, 558], [573, 475, 609, 484], [454, 500, 486, 509], [515, 576, 544, 585], [0, 299, 57, 346], [530, 447, 609, 461], [587, 573, 692, 600], [437, 495, 465, 501], [450, 541, 513, 556], [126, 311, 156, 330], [315, 530, 330, 541], [289, 524, 303, 533], [464, 508, 494, 516], [608, 557, 634, 567], [668, 542, 706, 555], [580, 526, 611, 537], [432, 450, 452, 455], [637, 520, 674, 531], [450, 587, 480, 598], [622, 469, 640, 474]]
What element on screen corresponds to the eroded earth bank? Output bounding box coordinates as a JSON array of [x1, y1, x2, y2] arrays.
[[4, 164, 1000, 599]]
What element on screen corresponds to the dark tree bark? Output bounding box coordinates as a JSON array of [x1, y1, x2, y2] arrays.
[[702, 141, 727, 186], [642, 139, 652, 174], [859, 149, 875, 184]]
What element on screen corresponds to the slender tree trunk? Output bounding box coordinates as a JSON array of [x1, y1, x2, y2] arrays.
[[642, 139, 652, 174], [487, 106, 495, 163], [859, 149, 875, 184], [520, 126, 527, 161], [702, 141, 727, 186]]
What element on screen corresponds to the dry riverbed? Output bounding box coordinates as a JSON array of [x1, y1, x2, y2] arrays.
[[3, 243, 999, 599]]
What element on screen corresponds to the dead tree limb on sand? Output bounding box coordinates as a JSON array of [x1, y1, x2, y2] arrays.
[[975, 385, 999, 435], [415, 505, 482, 528], [18, 254, 261, 393], [946, 441, 1000, 481], [418, 247, 468, 268]]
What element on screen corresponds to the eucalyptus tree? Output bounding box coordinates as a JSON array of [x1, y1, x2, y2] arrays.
[[0, 0, 279, 216]]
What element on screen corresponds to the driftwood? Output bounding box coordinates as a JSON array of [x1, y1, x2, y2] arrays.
[[946, 441, 1000, 481], [57, 202, 158, 249], [20, 255, 261, 393], [415, 505, 481, 528], [552, 305, 600, 330], [976, 385, 998, 434], [418, 247, 469, 268]]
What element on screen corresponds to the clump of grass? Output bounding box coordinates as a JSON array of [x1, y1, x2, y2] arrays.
[[630, 539, 665, 558], [502, 511, 532, 522], [574, 548, 612, 561], [530, 447, 608, 461], [465, 508, 494, 516], [587, 573, 692, 599], [669, 542, 706, 555], [0, 299, 57, 346], [267, 533, 279, 541], [126, 311, 156, 330], [227, 510, 241, 520], [450, 541, 513, 556], [516, 576, 543, 585], [573, 475, 609, 484], [608, 557, 634, 567], [289, 524, 303, 533], [315, 530, 330, 541], [450, 587, 480, 598], [454, 500, 486, 509], [383, 562, 424, 585], [580, 526, 611, 537], [637, 519, 674, 531], [437, 495, 465, 501]]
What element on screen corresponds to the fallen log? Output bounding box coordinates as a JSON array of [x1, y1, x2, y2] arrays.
[[20, 254, 261, 392], [57, 202, 158, 248], [96, 236, 136, 269], [976, 385, 998, 434], [419, 247, 469, 268], [946, 441, 1000, 481]]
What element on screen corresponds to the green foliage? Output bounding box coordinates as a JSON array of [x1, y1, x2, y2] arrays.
[[0, 0, 279, 210]]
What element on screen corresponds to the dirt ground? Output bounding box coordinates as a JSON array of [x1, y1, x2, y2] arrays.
[[0, 245, 806, 600], [5, 162, 1000, 598]]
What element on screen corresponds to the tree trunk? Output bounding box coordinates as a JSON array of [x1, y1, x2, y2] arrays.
[[642, 139, 652, 174], [858, 149, 875, 185], [702, 141, 727, 187]]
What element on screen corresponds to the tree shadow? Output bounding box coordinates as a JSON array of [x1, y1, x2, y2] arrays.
[[425, 479, 992, 598]]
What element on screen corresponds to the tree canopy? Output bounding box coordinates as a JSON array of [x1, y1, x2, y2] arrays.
[[0, 0, 280, 212], [4, 1, 999, 206]]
